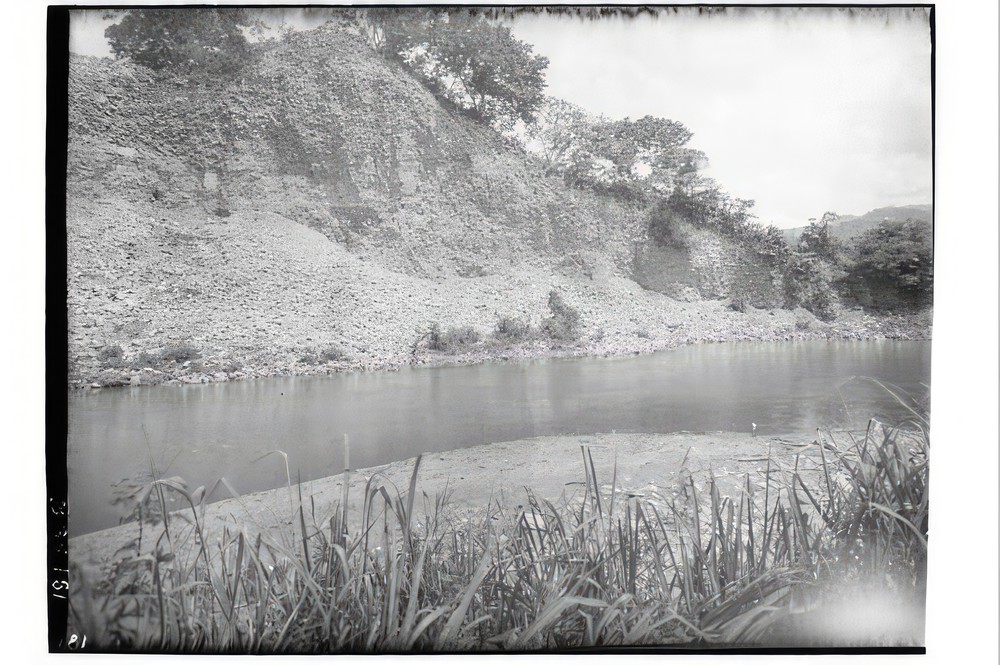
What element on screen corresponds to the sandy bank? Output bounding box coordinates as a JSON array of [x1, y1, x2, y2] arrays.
[[70, 430, 829, 568]]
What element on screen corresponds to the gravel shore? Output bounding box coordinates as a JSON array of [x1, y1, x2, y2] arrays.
[[67, 201, 930, 390]]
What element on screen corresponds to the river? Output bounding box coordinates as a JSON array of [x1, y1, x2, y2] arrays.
[[67, 339, 930, 535]]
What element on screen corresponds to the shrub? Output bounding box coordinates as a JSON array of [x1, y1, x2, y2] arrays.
[[492, 315, 535, 344], [782, 254, 839, 322], [839, 220, 933, 312], [320, 345, 349, 362], [130, 351, 160, 370], [426, 323, 481, 353], [124, 345, 200, 370], [541, 290, 581, 341], [221, 359, 243, 374], [804, 287, 838, 322], [160, 342, 201, 364], [97, 344, 124, 361], [448, 326, 481, 348], [97, 344, 125, 368], [647, 197, 685, 246]]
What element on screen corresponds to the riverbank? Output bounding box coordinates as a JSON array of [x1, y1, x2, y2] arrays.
[[71, 430, 824, 566], [72, 293, 931, 389]]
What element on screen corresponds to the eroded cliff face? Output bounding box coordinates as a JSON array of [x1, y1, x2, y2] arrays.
[[66, 25, 924, 387], [633, 222, 785, 308], [68, 27, 647, 281]]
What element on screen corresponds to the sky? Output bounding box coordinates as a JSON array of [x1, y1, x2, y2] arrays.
[[506, 7, 932, 228], [70, 6, 932, 228]]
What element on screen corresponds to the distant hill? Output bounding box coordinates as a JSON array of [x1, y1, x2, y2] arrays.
[[782, 204, 932, 245]]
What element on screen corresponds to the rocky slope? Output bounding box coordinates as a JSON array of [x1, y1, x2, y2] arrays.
[[65, 25, 931, 388]]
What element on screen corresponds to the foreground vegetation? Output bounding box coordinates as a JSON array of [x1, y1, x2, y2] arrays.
[[68, 407, 928, 652]]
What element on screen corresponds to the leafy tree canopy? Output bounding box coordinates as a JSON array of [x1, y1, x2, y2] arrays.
[[523, 96, 592, 175], [366, 9, 549, 133], [105, 8, 257, 76], [841, 219, 933, 310], [584, 115, 694, 184], [797, 211, 841, 261], [525, 97, 699, 200]]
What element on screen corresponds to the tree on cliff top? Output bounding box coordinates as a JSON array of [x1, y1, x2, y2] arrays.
[[523, 97, 593, 176], [369, 9, 549, 133], [526, 99, 700, 201], [797, 211, 841, 261], [105, 8, 257, 76]]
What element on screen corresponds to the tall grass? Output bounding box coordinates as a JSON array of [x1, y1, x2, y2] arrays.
[[69, 420, 928, 652]]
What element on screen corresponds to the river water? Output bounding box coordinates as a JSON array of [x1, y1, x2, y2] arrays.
[[67, 339, 930, 536]]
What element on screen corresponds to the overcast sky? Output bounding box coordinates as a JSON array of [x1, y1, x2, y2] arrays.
[[70, 6, 932, 229], [507, 7, 932, 228]]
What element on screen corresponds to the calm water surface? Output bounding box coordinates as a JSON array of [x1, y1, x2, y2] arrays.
[[68, 340, 930, 535]]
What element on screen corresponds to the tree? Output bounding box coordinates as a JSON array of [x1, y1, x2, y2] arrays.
[[533, 112, 698, 200], [105, 8, 256, 76], [369, 9, 549, 133], [361, 7, 436, 56], [523, 96, 595, 176], [797, 211, 840, 261], [584, 115, 694, 186], [840, 220, 933, 311], [648, 184, 765, 254]]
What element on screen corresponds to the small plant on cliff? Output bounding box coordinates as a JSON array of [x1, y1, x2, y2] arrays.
[[541, 290, 581, 341], [129, 351, 159, 370], [370, 8, 549, 133], [221, 359, 243, 374]]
